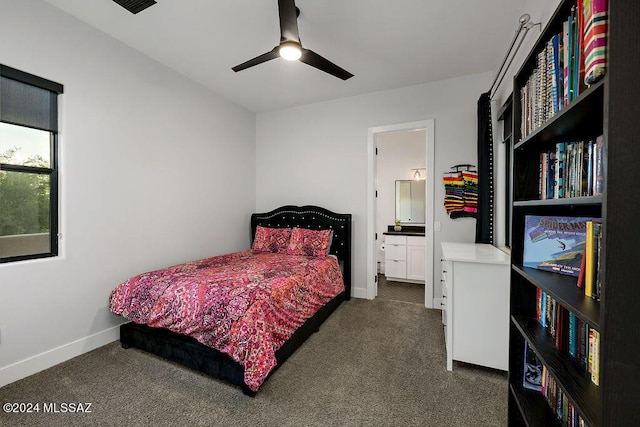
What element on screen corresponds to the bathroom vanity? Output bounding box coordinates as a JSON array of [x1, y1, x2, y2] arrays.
[[383, 226, 425, 283]]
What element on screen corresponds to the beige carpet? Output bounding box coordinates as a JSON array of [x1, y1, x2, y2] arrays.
[[0, 298, 507, 426]]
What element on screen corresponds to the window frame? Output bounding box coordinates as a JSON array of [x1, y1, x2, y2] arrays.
[[0, 65, 62, 263], [497, 94, 513, 249]]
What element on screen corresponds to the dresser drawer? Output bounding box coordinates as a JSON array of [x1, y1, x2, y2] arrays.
[[441, 281, 448, 325], [441, 260, 452, 287]]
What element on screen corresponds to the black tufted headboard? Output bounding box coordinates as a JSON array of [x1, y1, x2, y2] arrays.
[[250, 205, 352, 299]]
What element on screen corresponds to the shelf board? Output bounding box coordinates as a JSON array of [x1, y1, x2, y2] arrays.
[[509, 383, 561, 427], [515, 80, 604, 150], [513, 195, 603, 207], [512, 316, 600, 427], [512, 265, 600, 329]]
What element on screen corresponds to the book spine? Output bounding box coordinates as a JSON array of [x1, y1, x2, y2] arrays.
[[576, 238, 586, 289], [594, 135, 604, 195], [556, 142, 567, 198], [588, 328, 594, 374], [568, 312, 577, 357], [595, 222, 603, 300], [572, 6, 580, 100], [585, 221, 594, 297], [591, 329, 600, 385], [579, 141, 587, 196], [547, 150, 556, 200], [580, 321, 588, 371], [563, 20, 569, 106], [536, 288, 542, 322], [586, 140, 594, 196], [590, 221, 600, 300], [540, 152, 547, 199], [541, 291, 547, 327]]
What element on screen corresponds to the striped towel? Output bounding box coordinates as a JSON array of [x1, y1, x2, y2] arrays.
[[462, 171, 478, 214], [583, 0, 608, 85]]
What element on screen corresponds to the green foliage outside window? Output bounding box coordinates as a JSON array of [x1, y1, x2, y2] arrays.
[[0, 147, 50, 236]]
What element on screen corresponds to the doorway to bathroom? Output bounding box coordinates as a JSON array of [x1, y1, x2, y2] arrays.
[[366, 120, 435, 308]]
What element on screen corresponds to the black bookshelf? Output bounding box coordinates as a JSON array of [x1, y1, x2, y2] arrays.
[[507, 1, 640, 426], [513, 196, 602, 208], [513, 266, 600, 329], [513, 316, 599, 426], [514, 80, 604, 151], [510, 382, 562, 427]]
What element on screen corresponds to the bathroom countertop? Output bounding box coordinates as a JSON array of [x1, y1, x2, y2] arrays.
[[383, 225, 425, 236], [383, 231, 425, 236]]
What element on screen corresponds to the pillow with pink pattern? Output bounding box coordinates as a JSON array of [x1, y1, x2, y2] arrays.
[[252, 226, 292, 254], [286, 227, 333, 258]]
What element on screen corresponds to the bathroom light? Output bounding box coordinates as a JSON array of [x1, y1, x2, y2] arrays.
[[412, 168, 425, 180], [279, 41, 302, 61]]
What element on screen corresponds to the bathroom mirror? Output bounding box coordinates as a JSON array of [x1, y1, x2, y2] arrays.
[[395, 180, 426, 224]]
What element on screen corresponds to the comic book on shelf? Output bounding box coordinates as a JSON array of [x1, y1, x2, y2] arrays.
[[523, 341, 543, 391], [523, 215, 595, 276]]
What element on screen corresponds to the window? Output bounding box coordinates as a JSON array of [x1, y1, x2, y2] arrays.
[[0, 65, 63, 263]]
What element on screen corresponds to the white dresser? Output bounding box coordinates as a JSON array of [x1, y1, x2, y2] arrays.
[[441, 242, 510, 371], [384, 234, 425, 283]]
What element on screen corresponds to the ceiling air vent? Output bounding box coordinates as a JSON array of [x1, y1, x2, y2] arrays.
[[112, 0, 157, 14]]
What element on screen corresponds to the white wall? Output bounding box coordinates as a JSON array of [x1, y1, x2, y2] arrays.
[[0, 0, 255, 385], [492, 0, 562, 248], [256, 72, 490, 299], [375, 130, 426, 273]]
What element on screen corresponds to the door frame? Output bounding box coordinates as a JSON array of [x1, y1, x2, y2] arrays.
[[366, 119, 435, 308]]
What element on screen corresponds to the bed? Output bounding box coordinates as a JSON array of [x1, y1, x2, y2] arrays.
[[110, 205, 351, 396]]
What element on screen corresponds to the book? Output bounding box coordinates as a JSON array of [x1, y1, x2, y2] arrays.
[[568, 312, 578, 357], [523, 341, 543, 391], [523, 216, 594, 276], [576, 241, 587, 288], [556, 142, 567, 198], [536, 288, 542, 322], [547, 150, 556, 200], [580, 320, 588, 371], [585, 220, 595, 297], [588, 328, 594, 374], [594, 135, 604, 195], [594, 222, 603, 300], [584, 0, 609, 84], [541, 291, 547, 327], [591, 329, 600, 385]]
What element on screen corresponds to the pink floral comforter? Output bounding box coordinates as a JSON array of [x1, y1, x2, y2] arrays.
[[109, 250, 344, 391]]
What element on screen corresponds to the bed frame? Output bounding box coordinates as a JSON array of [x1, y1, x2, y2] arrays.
[[119, 205, 352, 396]]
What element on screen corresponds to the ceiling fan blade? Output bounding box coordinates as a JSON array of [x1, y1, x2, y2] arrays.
[[278, 0, 300, 42], [232, 47, 280, 72], [300, 49, 354, 80]]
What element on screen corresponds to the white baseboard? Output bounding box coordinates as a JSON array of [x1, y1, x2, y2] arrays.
[[0, 325, 121, 388], [351, 287, 368, 299]]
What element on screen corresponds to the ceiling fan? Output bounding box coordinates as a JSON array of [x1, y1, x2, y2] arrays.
[[232, 0, 354, 80]]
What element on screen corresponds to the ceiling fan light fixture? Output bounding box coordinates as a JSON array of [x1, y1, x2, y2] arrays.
[[279, 41, 302, 61]]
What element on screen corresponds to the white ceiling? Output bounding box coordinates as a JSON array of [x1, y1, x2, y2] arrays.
[[44, 0, 526, 112]]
